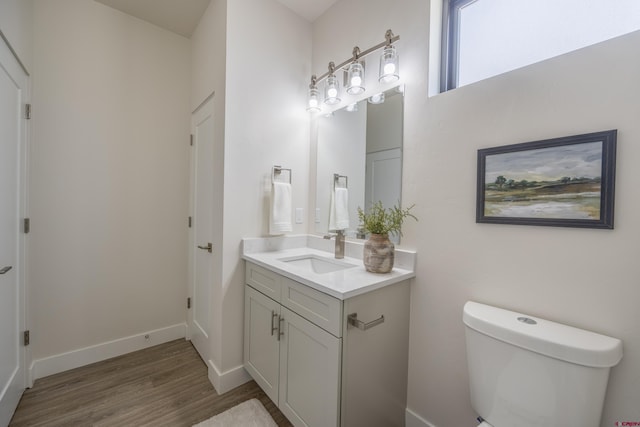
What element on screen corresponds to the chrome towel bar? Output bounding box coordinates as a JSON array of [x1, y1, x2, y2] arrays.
[[348, 313, 385, 331]]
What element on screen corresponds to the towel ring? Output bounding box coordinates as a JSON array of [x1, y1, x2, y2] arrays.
[[334, 173, 348, 189], [272, 165, 292, 184]]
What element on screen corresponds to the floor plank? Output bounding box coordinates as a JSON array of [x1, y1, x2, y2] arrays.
[[9, 339, 293, 427]]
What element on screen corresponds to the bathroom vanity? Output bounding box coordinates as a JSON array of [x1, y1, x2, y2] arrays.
[[242, 236, 415, 427]]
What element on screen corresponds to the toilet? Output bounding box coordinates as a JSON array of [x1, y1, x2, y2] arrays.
[[463, 301, 623, 427]]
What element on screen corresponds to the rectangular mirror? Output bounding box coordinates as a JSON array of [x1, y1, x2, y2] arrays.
[[315, 85, 404, 239]]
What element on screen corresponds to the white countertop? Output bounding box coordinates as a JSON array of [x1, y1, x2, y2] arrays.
[[241, 235, 416, 300]]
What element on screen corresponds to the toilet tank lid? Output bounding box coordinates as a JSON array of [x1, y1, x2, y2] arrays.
[[463, 301, 623, 368]]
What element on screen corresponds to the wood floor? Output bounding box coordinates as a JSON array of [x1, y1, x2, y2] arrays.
[[9, 339, 293, 427]]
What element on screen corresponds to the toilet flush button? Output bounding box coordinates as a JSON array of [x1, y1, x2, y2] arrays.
[[517, 316, 537, 325]]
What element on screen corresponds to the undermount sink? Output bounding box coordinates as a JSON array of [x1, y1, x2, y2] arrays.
[[279, 254, 357, 274]]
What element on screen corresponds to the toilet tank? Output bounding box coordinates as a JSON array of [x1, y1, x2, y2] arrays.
[[463, 301, 622, 427]]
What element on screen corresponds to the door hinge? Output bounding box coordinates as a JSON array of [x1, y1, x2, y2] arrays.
[[23, 218, 30, 234], [24, 330, 30, 346], [187, 297, 191, 309], [190, 134, 193, 146], [25, 103, 31, 120], [188, 216, 192, 228]]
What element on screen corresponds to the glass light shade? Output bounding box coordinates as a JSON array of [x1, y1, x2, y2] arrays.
[[324, 74, 341, 105], [368, 92, 385, 104], [307, 86, 321, 112], [346, 62, 365, 95], [379, 45, 399, 83]]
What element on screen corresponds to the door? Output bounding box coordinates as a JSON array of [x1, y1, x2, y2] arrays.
[[279, 307, 341, 427], [0, 37, 28, 426], [365, 148, 402, 211], [188, 96, 215, 363], [365, 148, 402, 243], [244, 286, 281, 404]]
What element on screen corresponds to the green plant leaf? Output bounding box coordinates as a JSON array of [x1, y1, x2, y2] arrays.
[[357, 201, 417, 237]]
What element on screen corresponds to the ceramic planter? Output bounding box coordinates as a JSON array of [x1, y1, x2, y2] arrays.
[[363, 233, 394, 273]]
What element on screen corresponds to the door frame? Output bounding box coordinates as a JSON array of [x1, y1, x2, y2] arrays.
[[0, 30, 30, 424], [187, 93, 216, 362]]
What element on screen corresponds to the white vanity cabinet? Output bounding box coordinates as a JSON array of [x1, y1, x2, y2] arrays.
[[245, 285, 342, 426], [243, 261, 410, 427]]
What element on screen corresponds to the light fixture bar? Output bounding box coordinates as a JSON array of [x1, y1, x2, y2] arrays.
[[312, 30, 400, 84]]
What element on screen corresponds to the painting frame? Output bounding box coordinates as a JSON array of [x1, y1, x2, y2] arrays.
[[476, 130, 617, 229]]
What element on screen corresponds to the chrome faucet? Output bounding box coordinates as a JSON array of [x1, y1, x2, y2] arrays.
[[324, 230, 345, 259]]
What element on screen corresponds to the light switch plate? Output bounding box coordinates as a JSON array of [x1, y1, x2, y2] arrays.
[[295, 208, 303, 224]]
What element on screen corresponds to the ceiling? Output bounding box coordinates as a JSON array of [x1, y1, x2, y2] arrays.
[[94, 0, 211, 38], [275, 0, 339, 22], [94, 0, 338, 38]]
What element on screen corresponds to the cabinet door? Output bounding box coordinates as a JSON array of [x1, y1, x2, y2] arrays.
[[244, 285, 281, 404], [279, 307, 341, 427]]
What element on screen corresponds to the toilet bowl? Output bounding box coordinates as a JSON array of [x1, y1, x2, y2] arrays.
[[464, 301, 622, 427]]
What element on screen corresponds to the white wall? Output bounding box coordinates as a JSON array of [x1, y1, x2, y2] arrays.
[[313, 0, 640, 426], [0, 0, 33, 72], [30, 0, 191, 368], [223, 0, 311, 375], [191, 0, 226, 113], [190, 0, 311, 386]]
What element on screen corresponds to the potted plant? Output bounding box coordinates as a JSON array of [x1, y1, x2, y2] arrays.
[[357, 201, 417, 273]]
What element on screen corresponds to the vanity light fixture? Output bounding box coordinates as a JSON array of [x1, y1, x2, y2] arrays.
[[379, 31, 399, 83], [306, 29, 400, 113], [346, 102, 358, 112], [346, 47, 365, 95], [324, 62, 341, 105], [368, 92, 385, 104], [307, 75, 321, 113]]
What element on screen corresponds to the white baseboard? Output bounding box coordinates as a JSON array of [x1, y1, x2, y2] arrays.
[[29, 323, 187, 383], [207, 359, 252, 394], [406, 407, 438, 427]]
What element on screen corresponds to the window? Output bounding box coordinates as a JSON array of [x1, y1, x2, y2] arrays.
[[441, 0, 640, 91]]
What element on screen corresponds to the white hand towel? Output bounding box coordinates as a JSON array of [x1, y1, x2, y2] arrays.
[[329, 187, 349, 231], [270, 182, 292, 235]]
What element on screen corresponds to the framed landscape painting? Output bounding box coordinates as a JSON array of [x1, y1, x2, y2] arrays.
[[476, 130, 617, 229]]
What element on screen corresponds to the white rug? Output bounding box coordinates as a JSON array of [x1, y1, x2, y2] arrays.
[[192, 398, 278, 427]]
